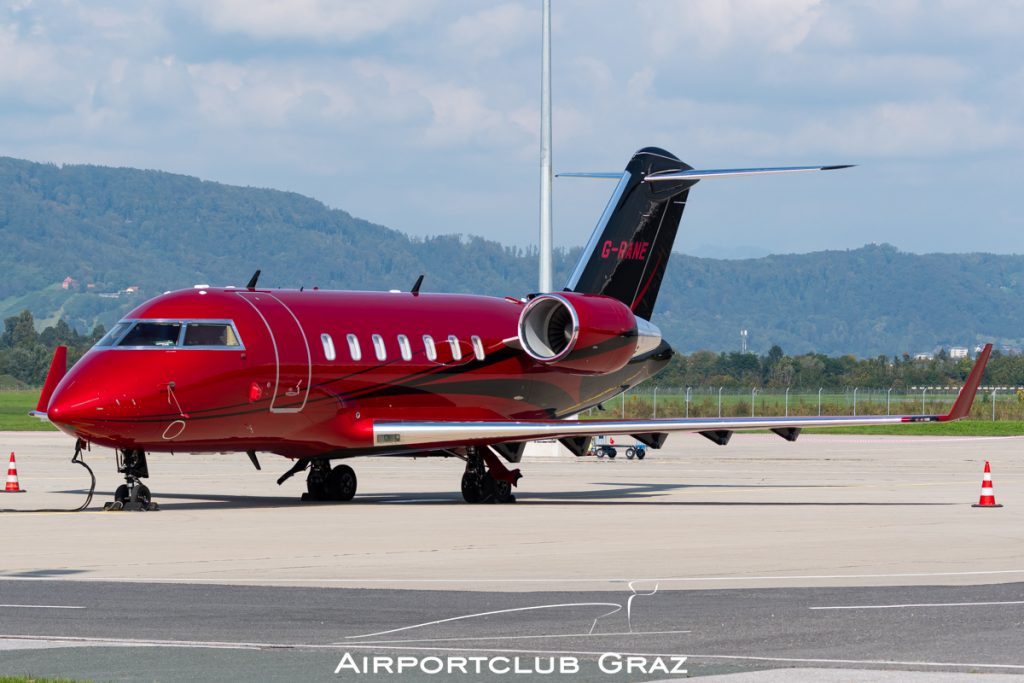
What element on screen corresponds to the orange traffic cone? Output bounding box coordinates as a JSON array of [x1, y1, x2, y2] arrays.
[[4, 452, 25, 493], [972, 461, 1002, 508]]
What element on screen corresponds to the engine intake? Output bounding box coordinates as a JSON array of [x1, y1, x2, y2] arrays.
[[518, 293, 660, 374]]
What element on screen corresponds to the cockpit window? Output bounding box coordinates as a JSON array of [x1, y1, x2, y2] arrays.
[[184, 323, 240, 347], [118, 322, 182, 347], [95, 322, 131, 347]]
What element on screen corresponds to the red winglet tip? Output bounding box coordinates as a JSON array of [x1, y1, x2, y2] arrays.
[[36, 345, 68, 414], [944, 343, 992, 421]]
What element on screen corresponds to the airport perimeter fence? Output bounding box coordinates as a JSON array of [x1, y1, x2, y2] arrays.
[[598, 386, 1024, 421]]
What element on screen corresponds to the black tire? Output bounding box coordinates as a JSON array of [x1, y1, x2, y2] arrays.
[[135, 484, 151, 506], [606, 447, 616, 459], [326, 465, 358, 502], [626, 447, 636, 459], [461, 471, 482, 503], [636, 449, 646, 460], [492, 480, 513, 503], [595, 449, 605, 459], [306, 476, 327, 501], [114, 484, 130, 504]]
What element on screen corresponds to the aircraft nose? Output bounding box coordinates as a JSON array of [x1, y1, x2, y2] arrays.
[[47, 386, 102, 425]]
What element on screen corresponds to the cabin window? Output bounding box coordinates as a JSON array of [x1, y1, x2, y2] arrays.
[[96, 322, 131, 347], [372, 334, 387, 361], [397, 334, 412, 361], [471, 335, 485, 361], [321, 333, 336, 361], [118, 322, 182, 347], [347, 334, 362, 361], [184, 323, 240, 347], [448, 334, 462, 361], [423, 335, 437, 361]]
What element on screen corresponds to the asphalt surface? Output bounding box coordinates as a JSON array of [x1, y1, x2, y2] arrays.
[[2, 431, 1023, 681], [1, 580, 1023, 681]]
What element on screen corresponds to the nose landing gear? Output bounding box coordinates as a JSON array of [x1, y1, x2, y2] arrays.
[[104, 449, 159, 511]]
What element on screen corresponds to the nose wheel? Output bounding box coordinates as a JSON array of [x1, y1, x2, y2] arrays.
[[104, 449, 158, 511]]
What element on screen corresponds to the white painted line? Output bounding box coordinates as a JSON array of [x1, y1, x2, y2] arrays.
[[1, 568, 1023, 586], [341, 629, 692, 646], [2, 634, 1022, 670], [0, 604, 85, 610], [811, 600, 1024, 611], [346, 602, 621, 639]]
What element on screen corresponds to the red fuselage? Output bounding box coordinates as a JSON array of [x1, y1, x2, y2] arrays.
[[46, 287, 670, 458]]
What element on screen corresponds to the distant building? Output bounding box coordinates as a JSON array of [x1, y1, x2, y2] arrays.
[[61, 276, 77, 290], [949, 347, 969, 359], [913, 352, 934, 361], [123, 286, 139, 294], [86, 283, 96, 289]]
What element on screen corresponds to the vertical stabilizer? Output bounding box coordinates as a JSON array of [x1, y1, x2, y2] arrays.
[[564, 147, 696, 320]]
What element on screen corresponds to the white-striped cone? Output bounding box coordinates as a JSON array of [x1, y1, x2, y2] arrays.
[[972, 461, 1002, 508], [4, 451, 25, 493]]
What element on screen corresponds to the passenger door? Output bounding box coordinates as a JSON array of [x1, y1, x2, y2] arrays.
[[236, 292, 311, 412]]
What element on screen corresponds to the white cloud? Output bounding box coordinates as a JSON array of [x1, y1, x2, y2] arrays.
[[644, 0, 824, 58], [191, 0, 434, 42], [447, 3, 539, 60]]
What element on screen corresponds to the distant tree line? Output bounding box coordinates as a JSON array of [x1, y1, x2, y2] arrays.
[[655, 344, 1024, 390], [0, 311, 104, 388], [3, 309, 1023, 391]]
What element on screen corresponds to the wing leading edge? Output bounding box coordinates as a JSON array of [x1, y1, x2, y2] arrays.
[[372, 344, 992, 450]]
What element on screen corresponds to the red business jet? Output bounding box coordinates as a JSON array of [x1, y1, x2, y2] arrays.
[[35, 148, 991, 509]]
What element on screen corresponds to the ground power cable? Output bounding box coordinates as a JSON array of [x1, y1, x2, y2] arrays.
[[0, 439, 95, 513]]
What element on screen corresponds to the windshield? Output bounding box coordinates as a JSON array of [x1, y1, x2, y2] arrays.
[[118, 322, 182, 347], [111, 320, 243, 349], [94, 322, 131, 347], [184, 323, 240, 347]]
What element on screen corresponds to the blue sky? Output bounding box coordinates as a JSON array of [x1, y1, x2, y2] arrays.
[[1, 0, 1021, 257]]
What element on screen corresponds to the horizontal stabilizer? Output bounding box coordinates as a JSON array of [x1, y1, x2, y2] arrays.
[[557, 165, 853, 182], [645, 165, 853, 182]]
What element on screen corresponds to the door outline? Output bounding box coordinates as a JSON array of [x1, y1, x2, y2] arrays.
[[237, 292, 311, 413]]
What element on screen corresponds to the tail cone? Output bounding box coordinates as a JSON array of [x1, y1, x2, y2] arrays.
[[972, 461, 1002, 508]]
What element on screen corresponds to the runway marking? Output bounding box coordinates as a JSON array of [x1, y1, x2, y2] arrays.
[[2, 568, 1024, 585], [811, 600, 1024, 611], [345, 602, 622, 639], [1, 634, 1022, 671], [338, 629, 692, 646], [0, 604, 85, 610]]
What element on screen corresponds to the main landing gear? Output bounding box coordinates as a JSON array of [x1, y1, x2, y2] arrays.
[[276, 458, 358, 502], [103, 448, 159, 511], [461, 447, 520, 504]]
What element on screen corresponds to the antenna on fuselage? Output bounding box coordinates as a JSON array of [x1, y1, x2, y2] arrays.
[[411, 274, 424, 295], [246, 269, 261, 290]]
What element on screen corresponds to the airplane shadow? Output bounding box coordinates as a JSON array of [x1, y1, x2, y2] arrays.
[[61, 485, 955, 510]]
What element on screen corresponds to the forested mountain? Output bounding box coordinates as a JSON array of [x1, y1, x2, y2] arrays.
[[2, 155, 1022, 358]]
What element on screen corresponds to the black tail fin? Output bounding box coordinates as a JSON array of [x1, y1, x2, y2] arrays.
[[564, 147, 696, 320]]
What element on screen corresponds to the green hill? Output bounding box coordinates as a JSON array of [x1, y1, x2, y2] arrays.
[[1, 155, 1021, 357]]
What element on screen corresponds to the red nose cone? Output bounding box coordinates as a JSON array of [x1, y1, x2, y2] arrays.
[[47, 387, 101, 426]]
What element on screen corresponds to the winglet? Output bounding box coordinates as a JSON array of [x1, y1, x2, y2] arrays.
[[940, 343, 992, 421], [35, 345, 67, 414]]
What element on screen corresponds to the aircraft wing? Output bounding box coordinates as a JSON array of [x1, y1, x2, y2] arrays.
[[372, 344, 991, 450]]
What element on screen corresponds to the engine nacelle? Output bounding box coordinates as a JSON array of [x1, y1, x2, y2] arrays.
[[517, 293, 661, 374]]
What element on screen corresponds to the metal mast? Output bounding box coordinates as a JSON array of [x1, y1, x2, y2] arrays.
[[538, 0, 553, 292]]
